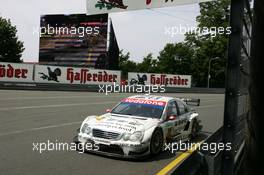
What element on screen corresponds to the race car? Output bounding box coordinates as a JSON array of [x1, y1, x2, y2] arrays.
[[73, 95, 202, 158]]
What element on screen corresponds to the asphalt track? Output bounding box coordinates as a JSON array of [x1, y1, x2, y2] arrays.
[[0, 90, 224, 175]]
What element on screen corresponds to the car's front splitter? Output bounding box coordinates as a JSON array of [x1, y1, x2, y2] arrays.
[[73, 134, 150, 159]]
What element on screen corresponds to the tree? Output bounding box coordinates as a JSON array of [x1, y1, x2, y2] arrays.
[[155, 0, 229, 87], [157, 43, 194, 75], [118, 50, 137, 78], [184, 0, 230, 87], [118, 0, 230, 88], [0, 17, 24, 63], [137, 53, 159, 73]]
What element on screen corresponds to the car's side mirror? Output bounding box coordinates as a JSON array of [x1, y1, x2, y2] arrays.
[[106, 109, 111, 113], [167, 114, 177, 121]]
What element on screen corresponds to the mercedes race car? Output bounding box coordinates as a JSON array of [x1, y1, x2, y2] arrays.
[[73, 95, 202, 158]]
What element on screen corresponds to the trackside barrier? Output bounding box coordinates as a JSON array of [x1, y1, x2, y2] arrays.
[[0, 62, 226, 93], [128, 72, 192, 88], [0, 62, 121, 86], [170, 127, 224, 175], [170, 151, 207, 175], [0, 62, 34, 82], [34, 64, 121, 85], [201, 127, 224, 175]]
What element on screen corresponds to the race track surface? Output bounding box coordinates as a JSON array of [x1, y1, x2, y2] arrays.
[[0, 90, 224, 175]]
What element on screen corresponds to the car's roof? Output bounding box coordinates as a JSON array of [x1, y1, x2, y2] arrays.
[[126, 95, 175, 102]]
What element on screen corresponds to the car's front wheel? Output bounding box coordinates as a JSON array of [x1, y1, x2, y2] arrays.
[[73, 135, 79, 144], [150, 129, 163, 155]]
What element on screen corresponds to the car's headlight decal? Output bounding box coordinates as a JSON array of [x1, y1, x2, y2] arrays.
[[122, 131, 143, 142], [130, 131, 143, 142], [81, 123, 91, 134], [123, 133, 131, 141]]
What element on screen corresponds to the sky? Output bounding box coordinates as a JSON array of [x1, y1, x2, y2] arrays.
[[0, 0, 200, 63]]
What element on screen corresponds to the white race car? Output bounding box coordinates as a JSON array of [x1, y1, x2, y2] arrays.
[[73, 95, 202, 158]]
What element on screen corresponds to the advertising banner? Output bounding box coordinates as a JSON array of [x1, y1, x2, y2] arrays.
[[128, 72, 191, 88], [87, 0, 212, 15], [0, 62, 34, 83], [35, 65, 121, 85]]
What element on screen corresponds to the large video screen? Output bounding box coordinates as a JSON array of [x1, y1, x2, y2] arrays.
[[39, 14, 108, 68]]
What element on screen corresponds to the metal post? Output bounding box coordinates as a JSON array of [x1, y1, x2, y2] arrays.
[[245, 0, 264, 174], [222, 0, 245, 174], [207, 57, 219, 88]]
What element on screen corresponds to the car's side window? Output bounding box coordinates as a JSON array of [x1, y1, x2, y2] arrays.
[[166, 101, 178, 117], [177, 100, 187, 115]]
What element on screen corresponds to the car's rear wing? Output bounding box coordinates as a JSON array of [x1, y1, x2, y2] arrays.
[[181, 98, 201, 106]]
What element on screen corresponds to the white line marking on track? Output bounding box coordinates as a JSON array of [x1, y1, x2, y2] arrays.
[[0, 101, 117, 111], [0, 95, 124, 101], [0, 121, 81, 137]]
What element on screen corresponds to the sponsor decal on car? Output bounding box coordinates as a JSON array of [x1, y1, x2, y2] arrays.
[[95, 116, 106, 122], [122, 98, 166, 106], [94, 121, 137, 132]]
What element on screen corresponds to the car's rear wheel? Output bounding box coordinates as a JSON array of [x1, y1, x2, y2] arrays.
[[190, 118, 199, 139], [150, 129, 163, 155]]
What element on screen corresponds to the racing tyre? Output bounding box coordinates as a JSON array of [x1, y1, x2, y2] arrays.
[[150, 129, 163, 155], [73, 136, 79, 144], [190, 118, 199, 139], [73, 136, 83, 152]]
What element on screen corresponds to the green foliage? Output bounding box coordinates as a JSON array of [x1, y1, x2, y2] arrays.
[[119, 0, 230, 87], [119, 50, 137, 78], [197, 0, 230, 29], [0, 17, 24, 63], [119, 51, 159, 78], [157, 43, 194, 75], [184, 0, 230, 87], [158, 0, 230, 87], [137, 54, 159, 73]]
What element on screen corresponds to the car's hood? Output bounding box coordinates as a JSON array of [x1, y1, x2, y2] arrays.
[[83, 113, 160, 134]]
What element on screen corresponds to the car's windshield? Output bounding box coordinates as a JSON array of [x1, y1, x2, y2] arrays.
[[111, 99, 166, 119]]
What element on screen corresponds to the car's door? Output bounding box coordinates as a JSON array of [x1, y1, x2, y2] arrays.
[[163, 100, 180, 137], [175, 99, 190, 132]]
